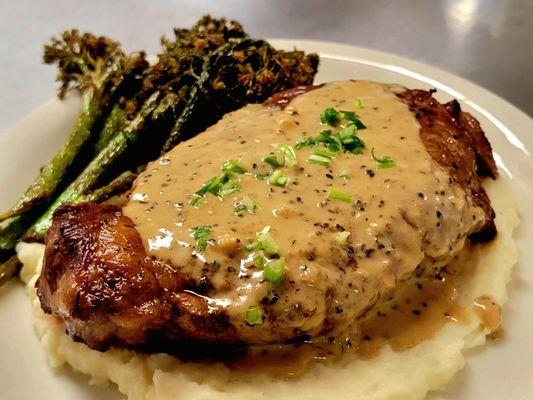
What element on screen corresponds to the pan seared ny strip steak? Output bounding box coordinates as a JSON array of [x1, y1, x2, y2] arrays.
[[37, 81, 497, 351]]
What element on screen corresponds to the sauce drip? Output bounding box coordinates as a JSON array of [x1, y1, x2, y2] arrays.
[[473, 295, 501, 334]]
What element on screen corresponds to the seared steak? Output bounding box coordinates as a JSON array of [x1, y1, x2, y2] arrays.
[[37, 81, 497, 351]]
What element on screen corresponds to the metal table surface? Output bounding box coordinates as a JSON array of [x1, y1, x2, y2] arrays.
[[0, 0, 531, 134]]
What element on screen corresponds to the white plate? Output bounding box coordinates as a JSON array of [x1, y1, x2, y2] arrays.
[[0, 40, 532, 400]]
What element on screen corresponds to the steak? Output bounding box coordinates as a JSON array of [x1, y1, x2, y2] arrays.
[[36, 81, 497, 351]]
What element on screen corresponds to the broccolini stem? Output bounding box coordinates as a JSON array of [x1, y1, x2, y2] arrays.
[[81, 170, 136, 203], [0, 255, 21, 288], [0, 89, 102, 222], [26, 91, 167, 240]]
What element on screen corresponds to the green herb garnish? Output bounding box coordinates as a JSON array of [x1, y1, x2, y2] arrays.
[[320, 107, 341, 125], [245, 305, 263, 325], [234, 195, 259, 215], [355, 98, 364, 109], [308, 148, 334, 167], [337, 168, 351, 179], [371, 147, 396, 169], [221, 159, 247, 175], [269, 170, 288, 187], [263, 155, 282, 168], [263, 257, 285, 284], [190, 225, 212, 252], [295, 137, 317, 149], [328, 188, 352, 203], [190, 159, 246, 206], [278, 144, 297, 167], [246, 225, 279, 256]]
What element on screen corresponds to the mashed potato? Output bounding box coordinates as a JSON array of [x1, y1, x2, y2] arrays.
[[18, 178, 519, 400]]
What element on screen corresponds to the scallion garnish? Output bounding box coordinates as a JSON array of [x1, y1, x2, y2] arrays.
[[328, 188, 352, 203], [337, 168, 351, 179], [308, 154, 332, 167], [234, 203, 247, 214], [246, 225, 279, 256], [356, 98, 364, 109], [263, 155, 281, 168], [320, 107, 341, 125], [190, 225, 212, 252], [269, 170, 288, 187], [335, 231, 351, 244], [263, 257, 285, 284], [256, 225, 279, 256], [278, 144, 297, 167], [295, 137, 317, 149], [253, 254, 265, 268], [245, 305, 263, 325], [234, 195, 259, 215], [221, 159, 246, 175], [340, 110, 366, 129], [190, 159, 247, 206], [371, 147, 396, 169]]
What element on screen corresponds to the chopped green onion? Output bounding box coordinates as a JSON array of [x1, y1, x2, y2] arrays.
[[295, 137, 317, 149], [278, 144, 297, 167], [253, 254, 265, 268], [263, 257, 285, 284], [190, 225, 212, 252], [234, 195, 259, 215], [269, 170, 288, 187], [245, 305, 263, 325], [234, 203, 247, 214], [340, 110, 366, 129], [337, 168, 351, 179], [320, 107, 341, 125], [256, 225, 279, 256], [245, 241, 262, 252], [371, 147, 396, 169], [335, 231, 351, 244], [218, 180, 240, 196], [356, 98, 364, 109], [246, 226, 280, 256], [242, 195, 259, 213], [221, 159, 246, 175], [308, 154, 332, 167], [263, 155, 281, 168], [338, 124, 356, 143], [313, 148, 334, 159], [328, 188, 352, 203]]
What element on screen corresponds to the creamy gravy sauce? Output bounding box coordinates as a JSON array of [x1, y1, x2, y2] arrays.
[[124, 81, 486, 343]]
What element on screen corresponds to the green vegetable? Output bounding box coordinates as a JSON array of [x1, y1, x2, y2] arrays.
[[371, 147, 396, 169], [295, 136, 317, 149], [269, 170, 288, 187], [234, 203, 248, 214], [246, 225, 279, 256], [0, 31, 148, 224], [337, 168, 351, 179], [245, 305, 263, 325], [339, 110, 366, 129], [308, 154, 332, 167], [278, 145, 297, 167], [221, 159, 247, 175], [191, 159, 247, 206], [263, 257, 285, 284], [355, 98, 364, 109], [320, 107, 341, 125], [253, 254, 265, 268], [190, 225, 212, 252], [263, 155, 282, 168], [0, 255, 21, 287], [328, 188, 352, 203]]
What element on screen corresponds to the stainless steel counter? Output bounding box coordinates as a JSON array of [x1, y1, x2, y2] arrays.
[[0, 0, 531, 132]]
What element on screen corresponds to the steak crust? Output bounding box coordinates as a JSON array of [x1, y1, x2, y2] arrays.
[[37, 85, 498, 351]]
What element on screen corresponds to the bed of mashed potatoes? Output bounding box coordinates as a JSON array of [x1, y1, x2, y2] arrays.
[[17, 178, 519, 400]]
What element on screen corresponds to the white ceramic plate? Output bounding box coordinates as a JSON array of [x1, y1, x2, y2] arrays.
[[0, 40, 531, 400]]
